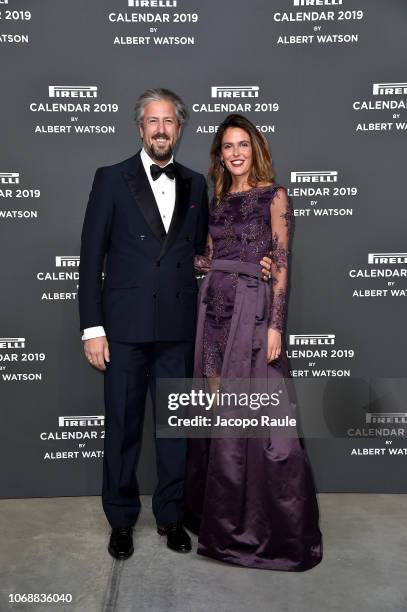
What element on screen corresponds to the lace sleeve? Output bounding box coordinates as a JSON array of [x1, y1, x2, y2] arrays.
[[194, 233, 213, 275], [268, 187, 293, 333]]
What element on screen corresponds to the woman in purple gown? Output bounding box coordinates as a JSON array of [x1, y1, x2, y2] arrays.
[[185, 114, 323, 571]]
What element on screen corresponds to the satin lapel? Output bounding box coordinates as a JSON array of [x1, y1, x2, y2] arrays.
[[159, 166, 191, 258], [124, 160, 166, 243]]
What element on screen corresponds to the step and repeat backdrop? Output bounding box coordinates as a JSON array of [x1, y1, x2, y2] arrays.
[[1, 0, 406, 497]]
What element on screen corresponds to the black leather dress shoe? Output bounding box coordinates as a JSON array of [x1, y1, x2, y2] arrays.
[[108, 526, 134, 560], [157, 522, 192, 553]]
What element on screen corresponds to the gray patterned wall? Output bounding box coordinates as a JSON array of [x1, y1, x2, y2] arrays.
[[1, 0, 406, 497]]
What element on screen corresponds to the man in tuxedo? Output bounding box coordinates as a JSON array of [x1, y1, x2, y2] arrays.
[[79, 88, 272, 560]]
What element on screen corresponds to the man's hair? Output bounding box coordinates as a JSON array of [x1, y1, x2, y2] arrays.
[[134, 88, 189, 127]]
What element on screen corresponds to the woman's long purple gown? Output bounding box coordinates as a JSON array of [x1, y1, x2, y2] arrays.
[[185, 184, 323, 571]]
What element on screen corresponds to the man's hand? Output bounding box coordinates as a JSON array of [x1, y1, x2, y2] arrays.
[[267, 328, 281, 362], [84, 337, 110, 371], [260, 255, 272, 281]]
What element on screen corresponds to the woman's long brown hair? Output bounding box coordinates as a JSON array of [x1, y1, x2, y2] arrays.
[[209, 114, 275, 201]]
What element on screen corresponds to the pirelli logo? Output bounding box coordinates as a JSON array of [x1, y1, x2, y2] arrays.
[[48, 86, 98, 98], [128, 0, 177, 5], [211, 86, 259, 98], [0, 337, 26, 349], [294, 0, 342, 5], [290, 171, 338, 183], [289, 334, 335, 346], [0, 172, 20, 185], [368, 253, 407, 265], [58, 415, 105, 427], [55, 256, 80, 268], [366, 412, 407, 424], [372, 82, 407, 96]]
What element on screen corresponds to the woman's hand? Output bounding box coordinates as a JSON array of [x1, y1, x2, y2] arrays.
[[267, 328, 281, 362], [260, 255, 272, 281]]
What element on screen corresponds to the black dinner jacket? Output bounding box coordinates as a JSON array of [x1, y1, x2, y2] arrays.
[[78, 150, 209, 342]]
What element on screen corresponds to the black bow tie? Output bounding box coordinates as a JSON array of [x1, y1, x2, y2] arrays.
[[150, 163, 176, 181]]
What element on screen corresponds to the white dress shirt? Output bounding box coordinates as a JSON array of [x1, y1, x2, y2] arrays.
[[140, 147, 176, 232], [82, 148, 176, 341]]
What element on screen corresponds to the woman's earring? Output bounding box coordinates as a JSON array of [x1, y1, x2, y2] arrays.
[[220, 158, 225, 168]]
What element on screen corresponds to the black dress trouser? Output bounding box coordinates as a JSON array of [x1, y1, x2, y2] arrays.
[[102, 340, 194, 528]]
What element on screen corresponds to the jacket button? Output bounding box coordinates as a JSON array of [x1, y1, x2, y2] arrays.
[[176, 292, 180, 298], [156, 261, 160, 267], [176, 262, 181, 268], [153, 293, 157, 298]]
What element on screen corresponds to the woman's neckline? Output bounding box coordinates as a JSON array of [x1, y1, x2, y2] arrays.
[[226, 183, 275, 196]]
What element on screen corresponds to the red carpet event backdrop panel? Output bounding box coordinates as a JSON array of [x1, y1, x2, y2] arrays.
[[0, 0, 406, 496]]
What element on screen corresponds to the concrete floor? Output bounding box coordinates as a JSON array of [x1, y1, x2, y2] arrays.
[[0, 495, 406, 612]]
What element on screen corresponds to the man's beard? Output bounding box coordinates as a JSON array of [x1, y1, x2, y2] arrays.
[[145, 136, 175, 162]]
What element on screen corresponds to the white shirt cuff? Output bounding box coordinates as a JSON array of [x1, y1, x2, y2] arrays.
[[82, 326, 106, 341]]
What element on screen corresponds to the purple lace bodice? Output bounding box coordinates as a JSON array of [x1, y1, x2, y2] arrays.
[[195, 184, 293, 333]]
